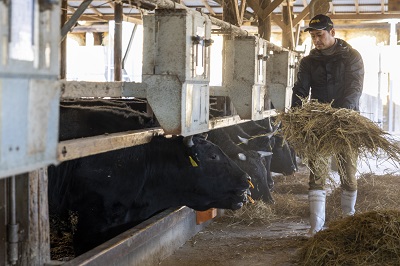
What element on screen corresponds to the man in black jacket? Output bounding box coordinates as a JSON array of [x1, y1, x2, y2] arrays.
[[291, 14, 364, 235]]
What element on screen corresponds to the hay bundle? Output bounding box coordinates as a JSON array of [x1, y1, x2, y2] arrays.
[[297, 210, 400, 266], [275, 100, 400, 177]]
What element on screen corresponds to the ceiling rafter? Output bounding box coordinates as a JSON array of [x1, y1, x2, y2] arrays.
[[201, 0, 217, 15], [355, 0, 359, 14]]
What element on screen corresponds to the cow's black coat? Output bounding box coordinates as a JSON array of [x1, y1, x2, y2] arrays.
[[50, 100, 250, 255], [207, 128, 274, 203], [49, 135, 250, 255]]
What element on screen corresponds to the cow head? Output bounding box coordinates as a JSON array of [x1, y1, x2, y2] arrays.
[[174, 135, 251, 211]]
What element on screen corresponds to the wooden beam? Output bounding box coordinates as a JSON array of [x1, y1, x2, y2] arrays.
[[57, 128, 164, 162], [285, 0, 294, 49], [355, 0, 359, 14], [107, 2, 144, 24], [89, 4, 104, 17], [242, 0, 283, 21], [239, 0, 247, 25], [329, 13, 400, 20], [201, 0, 217, 15], [292, 0, 312, 26], [247, 0, 262, 18], [61, 0, 93, 41], [230, 0, 242, 25], [272, 14, 285, 29], [259, 0, 284, 20]]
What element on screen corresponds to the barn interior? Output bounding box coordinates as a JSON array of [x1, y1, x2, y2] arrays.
[[0, 0, 400, 265]]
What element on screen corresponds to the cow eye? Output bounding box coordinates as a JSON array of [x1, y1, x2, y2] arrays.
[[210, 154, 219, 160]]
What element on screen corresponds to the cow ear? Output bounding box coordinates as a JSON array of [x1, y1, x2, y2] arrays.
[[237, 153, 247, 161], [200, 133, 208, 140], [238, 136, 249, 145], [266, 132, 274, 139], [257, 151, 273, 157], [183, 135, 194, 147]]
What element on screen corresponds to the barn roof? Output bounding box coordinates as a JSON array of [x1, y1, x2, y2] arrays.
[[66, 0, 400, 30]]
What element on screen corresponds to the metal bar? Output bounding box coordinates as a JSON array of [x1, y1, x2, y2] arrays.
[[122, 24, 138, 70], [7, 176, 19, 265], [61, 0, 93, 41]]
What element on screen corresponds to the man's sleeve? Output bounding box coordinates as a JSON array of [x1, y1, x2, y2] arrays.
[[291, 57, 311, 108], [341, 49, 364, 110]]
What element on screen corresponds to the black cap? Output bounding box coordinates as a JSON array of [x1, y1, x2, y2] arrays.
[[304, 14, 334, 32]]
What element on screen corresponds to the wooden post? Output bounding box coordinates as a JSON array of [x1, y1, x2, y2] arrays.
[[60, 0, 68, 79], [114, 2, 123, 81], [258, 0, 272, 41]]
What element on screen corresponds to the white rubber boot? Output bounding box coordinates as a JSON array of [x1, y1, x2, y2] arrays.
[[308, 190, 326, 236], [341, 190, 357, 216]]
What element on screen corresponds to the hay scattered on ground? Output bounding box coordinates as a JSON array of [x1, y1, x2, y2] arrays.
[[223, 181, 309, 225], [326, 173, 400, 222], [297, 210, 400, 266], [275, 100, 400, 178], [222, 200, 277, 226]]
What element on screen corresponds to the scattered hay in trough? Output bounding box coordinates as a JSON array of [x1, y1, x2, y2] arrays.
[[297, 210, 400, 266], [223, 194, 309, 226], [222, 200, 277, 226], [275, 100, 400, 178]]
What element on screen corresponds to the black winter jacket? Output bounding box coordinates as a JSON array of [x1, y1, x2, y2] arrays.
[[291, 38, 364, 110]]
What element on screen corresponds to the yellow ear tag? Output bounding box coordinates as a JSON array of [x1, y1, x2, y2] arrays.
[[189, 156, 198, 167]]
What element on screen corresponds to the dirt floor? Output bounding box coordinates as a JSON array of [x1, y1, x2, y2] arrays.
[[159, 161, 400, 266]]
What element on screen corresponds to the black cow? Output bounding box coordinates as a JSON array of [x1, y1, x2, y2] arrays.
[[220, 119, 297, 192], [247, 119, 298, 175], [49, 134, 250, 255], [206, 128, 274, 203], [50, 100, 251, 255], [224, 123, 276, 190], [269, 134, 298, 175]]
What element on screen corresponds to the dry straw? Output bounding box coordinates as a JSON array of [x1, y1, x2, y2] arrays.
[[275, 99, 400, 178], [297, 210, 400, 266]]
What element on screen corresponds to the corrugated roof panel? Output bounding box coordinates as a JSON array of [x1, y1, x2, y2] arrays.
[[332, 6, 357, 13], [359, 0, 387, 4], [358, 5, 388, 12], [332, 0, 356, 4]]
